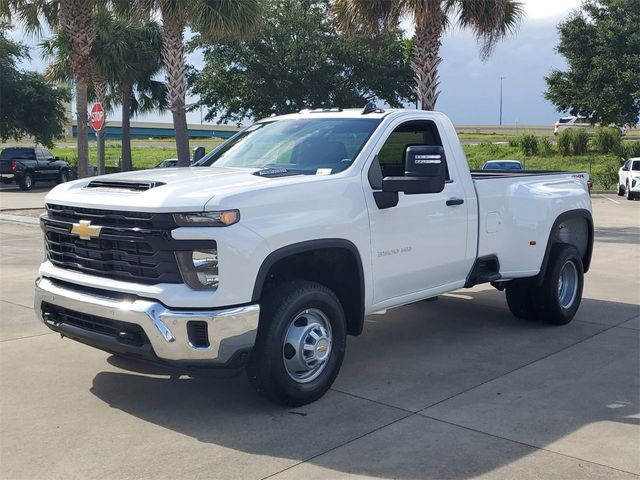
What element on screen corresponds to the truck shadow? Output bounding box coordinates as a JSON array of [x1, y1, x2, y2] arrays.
[[90, 289, 639, 478]]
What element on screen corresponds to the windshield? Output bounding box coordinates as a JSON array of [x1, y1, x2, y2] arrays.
[[195, 118, 381, 174]]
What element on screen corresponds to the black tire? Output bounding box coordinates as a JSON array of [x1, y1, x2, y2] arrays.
[[58, 169, 69, 184], [247, 280, 347, 406], [617, 183, 625, 196], [626, 182, 636, 201], [531, 244, 584, 325], [18, 172, 34, 191], [505, 282, 537, 320]]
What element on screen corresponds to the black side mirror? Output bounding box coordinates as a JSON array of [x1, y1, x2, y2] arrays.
[[192, 146, 205, 163], [382, 145, 446, 195]]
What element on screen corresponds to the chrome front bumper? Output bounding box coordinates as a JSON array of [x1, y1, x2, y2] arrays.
[[34, 277, 260, 367]]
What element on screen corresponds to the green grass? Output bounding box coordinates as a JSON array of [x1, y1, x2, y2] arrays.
[[49, 140, 224, 170]]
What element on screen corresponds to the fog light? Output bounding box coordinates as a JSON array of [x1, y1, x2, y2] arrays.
[[176, 248, 219, 290]]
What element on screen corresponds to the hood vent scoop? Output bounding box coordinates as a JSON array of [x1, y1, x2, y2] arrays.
[[85, 180, 165, 192]]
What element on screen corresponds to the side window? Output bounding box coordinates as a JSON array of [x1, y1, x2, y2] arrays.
[[377, 120, 449, 179], [41, 149, 53, 160], [35, 148, 45, 160]]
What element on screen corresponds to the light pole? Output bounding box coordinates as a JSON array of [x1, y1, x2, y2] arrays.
[[499, 76, 506, 126]]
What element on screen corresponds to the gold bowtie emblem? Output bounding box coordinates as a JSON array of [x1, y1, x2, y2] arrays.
[[70, 220, 102, 240]]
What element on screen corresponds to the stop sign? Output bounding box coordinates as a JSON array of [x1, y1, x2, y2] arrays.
[[90, 103, 105, 131]]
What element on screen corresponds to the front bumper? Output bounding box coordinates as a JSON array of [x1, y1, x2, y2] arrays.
[[34, 277, 260, 369]]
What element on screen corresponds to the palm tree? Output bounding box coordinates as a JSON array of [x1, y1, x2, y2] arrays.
[[335, 0, 525, 110], [92, 9, 165, 171], [121, 0, 262, 166], [1, 0, 96, 178], [42, 8, 166, 172]]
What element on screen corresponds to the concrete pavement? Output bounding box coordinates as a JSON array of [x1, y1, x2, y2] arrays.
[[0, 183, 49, 210], [0, 194, 638, 479]]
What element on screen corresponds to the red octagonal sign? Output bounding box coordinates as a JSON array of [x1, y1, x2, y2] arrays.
[[90, 103, 105, 131]]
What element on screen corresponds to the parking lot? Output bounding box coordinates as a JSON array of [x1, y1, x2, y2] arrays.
[[0, 192, 638, 479]]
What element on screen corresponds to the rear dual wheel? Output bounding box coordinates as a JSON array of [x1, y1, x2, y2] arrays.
[[506, 244, 583, 325]]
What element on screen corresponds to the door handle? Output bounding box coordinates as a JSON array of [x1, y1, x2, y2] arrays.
[[446, 198, 464, 206]]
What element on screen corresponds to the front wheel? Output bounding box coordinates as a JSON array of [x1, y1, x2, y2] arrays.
[[58, 170, 69, 184], [617, 183, 625, 196], [247, 280, 346, 406], [626, 182, 636, 201], [532, 244, 584, 325]]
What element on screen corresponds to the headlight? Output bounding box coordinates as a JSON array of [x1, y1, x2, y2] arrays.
[[173, 210, 239, 227], [176, 248, 219, 290]]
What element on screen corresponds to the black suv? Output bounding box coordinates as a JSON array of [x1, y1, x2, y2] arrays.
[[0, 147, 71, 191]]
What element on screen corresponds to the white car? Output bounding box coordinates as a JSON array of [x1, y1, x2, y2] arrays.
[[554, 116, 627, 136], [35, 107, 593, 406], [482, 160, 523, 171], [617, 158, 640, 200]]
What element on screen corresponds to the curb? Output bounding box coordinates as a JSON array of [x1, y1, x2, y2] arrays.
[[0, 214, 41, 226]]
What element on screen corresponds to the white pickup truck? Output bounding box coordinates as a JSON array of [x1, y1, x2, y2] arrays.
[[35, 107, 593, 406]]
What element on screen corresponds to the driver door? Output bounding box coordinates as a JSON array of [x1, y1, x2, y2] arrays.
[[364, 120, 473, 307]]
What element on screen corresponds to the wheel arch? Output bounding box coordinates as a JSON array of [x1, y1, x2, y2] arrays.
[[537, 209, 594, 285], [251, 239, 366, 336]]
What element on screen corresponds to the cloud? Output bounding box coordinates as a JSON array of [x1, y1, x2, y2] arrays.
[[520, 0, 582, 20]]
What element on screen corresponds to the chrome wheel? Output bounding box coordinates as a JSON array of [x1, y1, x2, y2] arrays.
[[282, 308, 332, 384], [558, 260, 578, 309], [25, 175, 32, 189]]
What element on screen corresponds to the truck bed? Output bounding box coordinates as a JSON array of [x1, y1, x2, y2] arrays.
[[471, 170, 591, 279]]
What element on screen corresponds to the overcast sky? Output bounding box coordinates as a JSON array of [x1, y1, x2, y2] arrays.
[[8, 0, 583, 126]]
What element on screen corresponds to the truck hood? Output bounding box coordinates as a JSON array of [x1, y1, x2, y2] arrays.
[[45, 167, 279, 212]]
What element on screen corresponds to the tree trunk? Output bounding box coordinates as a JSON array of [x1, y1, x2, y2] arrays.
[[161, 14, 190, 167], [411, 4, 445, 111], [172, 109, 190, 164], [120, 84, 133, 171], [60, 0, 95, 177], [75, 80, 90, 178]]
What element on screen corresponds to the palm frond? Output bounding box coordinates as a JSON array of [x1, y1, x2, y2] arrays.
[[452, 0, 525, 59], [191, 0, 263, 42]]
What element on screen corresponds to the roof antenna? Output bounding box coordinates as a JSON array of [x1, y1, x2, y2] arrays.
[[362, 101, 382, 115]]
